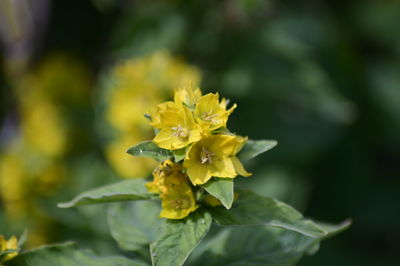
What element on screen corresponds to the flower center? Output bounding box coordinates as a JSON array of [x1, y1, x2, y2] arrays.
[[200, 147, 214, 165], [171, 125, 189, 139], [154, 163, 172, 177], [172, 198, 189, 209], [201, 111, 219, 124]]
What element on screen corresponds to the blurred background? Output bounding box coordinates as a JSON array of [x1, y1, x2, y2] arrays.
[[0, 0, 399, 265]]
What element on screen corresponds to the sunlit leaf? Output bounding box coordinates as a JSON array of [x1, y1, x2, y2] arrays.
[[127, 141, 172, 162], [172, 148, 186, 163], [58, 179, 155, 208], [187, 220, 350, 266], [7, 242, 147, 266], [210, 190, 326, 238], [201, 178, 234, 209], [107, 201, 162, 252], [238, 140, 277, 161], [18, 229, 28, 247], [150, 210, 212, 266]]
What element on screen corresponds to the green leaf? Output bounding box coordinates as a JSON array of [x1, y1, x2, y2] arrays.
[[187, 220, 350, 266], [201, 178, 234, 209], [6, 242, 147, 266], [58, 179, 155, 208], [108, 201, 162, 252], [172, 148, 186, 162], [18, 229, 28, 247], [314, 219, 352, 239], [211, 127, 233, 135], [238, 139, 277, 161], [127, 141, 172, 162], [150, 210, 212, 266], [210, 190, 326, 238]]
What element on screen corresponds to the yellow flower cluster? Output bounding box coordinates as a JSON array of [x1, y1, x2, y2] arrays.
[[0, 54, 90, 246], [0, 235, 18, 263], [146, 86, 251, 219], [104, 51, 201, 178]]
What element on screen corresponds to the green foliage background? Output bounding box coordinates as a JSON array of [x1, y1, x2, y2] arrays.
[[1, 0, 399, 265]]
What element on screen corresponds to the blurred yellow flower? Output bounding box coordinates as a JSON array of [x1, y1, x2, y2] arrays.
[[105, 137, 157, 178], [19, 100, 67, 158], [0, 235, 18, 263], [0, 142, 66, 216], [18, 54, 91, 106], [184, 134, 251, 185], [104, 51, 202, 178], [0, 151, 28, 218], [107, 86, 161, 133], [1, 54, 91, 247]]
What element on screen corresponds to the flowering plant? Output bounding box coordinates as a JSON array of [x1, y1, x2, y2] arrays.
[[3, 85, 350, 266]]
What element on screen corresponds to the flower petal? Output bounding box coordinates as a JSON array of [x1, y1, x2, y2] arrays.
[[231, 156, 252, 177]]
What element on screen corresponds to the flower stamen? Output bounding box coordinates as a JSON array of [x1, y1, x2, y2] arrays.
[[200, 147, 214, 165], [172, 198, 189, 209], [201, 111, 219, 124], [171, 125, 189, 139]]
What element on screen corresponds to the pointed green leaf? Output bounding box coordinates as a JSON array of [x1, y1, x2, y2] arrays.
[[127, 141, 172, 162], [108, 201, 162, 252], [314, 219, 352, 239], [6, 242, 147, 266], [211, 127, 233, 135], [187, 219, 350, 266], [172, 148, 186, 163], [238, 139, 277, 161], [201, 178, 234, 209], [58, 179, 155, 208], [18, 229, 28, 247], [150, 210, 212, 266], [210, 190, 326, 238]]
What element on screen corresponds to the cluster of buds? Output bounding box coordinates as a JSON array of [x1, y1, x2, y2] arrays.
[[145, 86, 251, 219]]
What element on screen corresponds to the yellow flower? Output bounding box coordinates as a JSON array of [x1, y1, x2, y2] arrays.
[[152, 103, 202, 150], [17, 54, 91, 106], [147, 51, 201, 90], [183, 134, 251, 185], [149, 101, 183, 129], [160, 185, 198, 219], [107, 86, 161, 133], [146, 160, 184, 194], [194, 93, 236, 132], [146, 160, 198, 219], [173, 84, 202, 109], [0, 235, 18, 263], [20, 99, 67, 158], [103, 51, 201, 179]]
